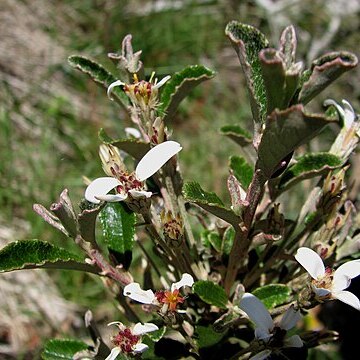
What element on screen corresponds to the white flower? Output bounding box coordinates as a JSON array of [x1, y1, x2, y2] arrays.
[[85, 141, 182, 204], [123, 273, 194, 312], [105, 321, 158, 359], [295, 247, 360, 310], [240, 293, 303, 360]]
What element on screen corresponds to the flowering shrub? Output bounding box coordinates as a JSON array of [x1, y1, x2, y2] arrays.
[[1, 23, 359, 359]]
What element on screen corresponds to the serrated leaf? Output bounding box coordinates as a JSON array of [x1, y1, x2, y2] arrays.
[[220, 125, 252, 147], [196, 325, 226, 348], [159, 65, 215, 122], [183, 182, 239, 227], [99, 202, 136, 269], [229, 155, 254, 189], [225, 21, 269, 128], [257, 105, 335, 178], [299, 51, 358, 105], [68, 55, 130, 108], [42, 339, 89, 360], [193, 281, 228, 309], [0, 240, 96, 274], [98, 128, 150, 161], [279, 153, 342, 190], [252, 284, 291, 309]]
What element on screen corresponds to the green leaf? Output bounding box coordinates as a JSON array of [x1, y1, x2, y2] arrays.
[[68, 55, 130, 108], [196, 325, 226, 348], [145, 327, 166, 342], [183, 181, 223, 206], [99, 202, 136, 269], [183, 182, 239, 227], [252, 284, 291, 309], [229, 155, 254, 189], [257, 105, 335, 178], [220, 125, 252, 147], [98, 128, 150, 161], [279, 153, 342, 190], [222, 226, 235, 256], [225, 21, 269, 127], [193, 280, 228, 309], [0, 240, 96, 274], [42, 339, 89, 360], [159, 65, 215, 122], [299, 51, 358, 105], [201, 231, 222, 253]]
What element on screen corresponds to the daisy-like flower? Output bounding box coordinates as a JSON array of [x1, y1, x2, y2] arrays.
[[105, 322, 158, 360], [85, 140, 182, 204], [123, 273, 194, 313], [295, 247, 360, 310], [240, 293, 303, 360], [107, 72, 170, 111]]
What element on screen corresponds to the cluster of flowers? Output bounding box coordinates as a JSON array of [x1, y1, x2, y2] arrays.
[[86, 75, 360, 359]]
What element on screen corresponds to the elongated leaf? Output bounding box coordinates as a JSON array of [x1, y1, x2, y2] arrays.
[[252, 284, 291, 309], [193, 281, 228, 309], [225, 21, 269, 128], [257, 105, 335, 178], [222, 226, 235, 256], [99, 202, 136, 269], [68, 55, 130, 108], [279, 153, 342, 190], [220, 124, 252, 147], [99, 128, 150, 161], [299, 51, 358, 105], [159, 65, 215, 122], [229, 155, 253, 189], [183, 182, 239, 227], [42, 339, 89, 360], [0, 240, 96, 274]]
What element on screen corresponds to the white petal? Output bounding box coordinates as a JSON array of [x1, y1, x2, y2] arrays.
[[239, 293, 273, 333], [128, 189, 152, 199], [85, 177, 121, 204], [324, 99, 345, 118], [295, 247, 325, 279], [105, 347, 121, 360], [107, 80, 124, 100], [123, 283, 155, 304], [95, 194, 128, 202], [132, 322, 159, 336], [135, 141, 182, 181], [285, 335, 303, 348], [171, 273, 194, 291], [153, 75, 171, 89], [313, 286, 331, 297], [125, 127, 141, 139], [249, 350, 272, 360], [334, 290, 360, 310], [255, 326, 272, 341], [279, 305, 302, 330], [133, 343, 149, 353], [333, 260, 360, 291], [342, 99, 356, 128]]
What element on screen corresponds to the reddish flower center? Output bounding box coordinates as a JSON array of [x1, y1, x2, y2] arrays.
[[112, 328, 140, 353], [155, 289, 185, 311]]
